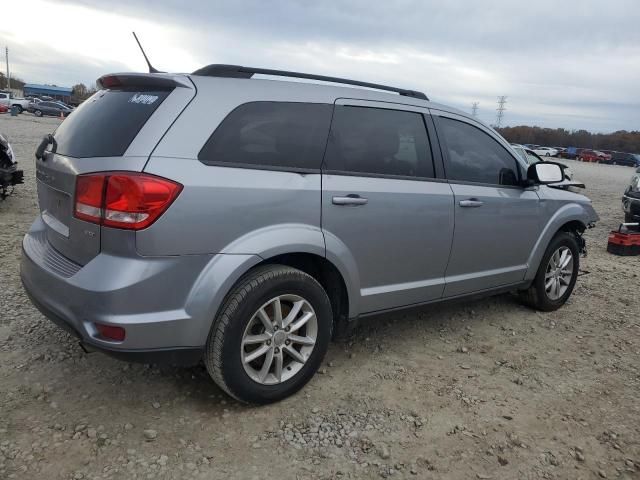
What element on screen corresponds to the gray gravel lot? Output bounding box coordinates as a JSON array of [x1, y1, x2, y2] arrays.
[[0, 113, 639, 479]]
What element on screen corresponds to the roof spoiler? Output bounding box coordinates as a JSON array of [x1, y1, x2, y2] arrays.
[[97, 73, 192, 90], [191, 64, 428, 100]]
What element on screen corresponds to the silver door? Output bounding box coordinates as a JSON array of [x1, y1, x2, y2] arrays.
[[431, 110, 543, 297], [322, 100, 454, 314], [444, 183, 541, 296]]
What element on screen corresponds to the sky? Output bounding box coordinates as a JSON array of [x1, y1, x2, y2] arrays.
[[1, 0, 639, 132]]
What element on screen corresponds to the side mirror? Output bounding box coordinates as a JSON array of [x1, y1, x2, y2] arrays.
[[527, 161, 564, 184]]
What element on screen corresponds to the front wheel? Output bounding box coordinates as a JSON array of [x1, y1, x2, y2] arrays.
[[204, 265, 333, 404], [520, 231, 580, 311]]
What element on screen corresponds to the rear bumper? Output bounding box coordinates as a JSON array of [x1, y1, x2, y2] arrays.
[[23, 286, 202, 365], [20, 217, 217, 364]]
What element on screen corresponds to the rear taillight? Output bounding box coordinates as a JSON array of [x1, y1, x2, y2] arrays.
[[74, 172, 182, 230]]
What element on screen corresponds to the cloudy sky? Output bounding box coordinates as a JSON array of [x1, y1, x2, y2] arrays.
[[2, 0, 639, 132]]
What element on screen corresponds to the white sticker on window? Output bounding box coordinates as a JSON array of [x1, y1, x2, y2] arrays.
[[129, 93, 159, 105]]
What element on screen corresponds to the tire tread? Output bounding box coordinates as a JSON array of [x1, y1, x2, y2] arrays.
[[204, 265, 327, 402]]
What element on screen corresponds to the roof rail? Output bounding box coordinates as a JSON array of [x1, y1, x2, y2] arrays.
[[191, 64, 428, 101]]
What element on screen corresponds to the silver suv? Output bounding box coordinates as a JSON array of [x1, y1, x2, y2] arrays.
[[21, 65, 598, 403]]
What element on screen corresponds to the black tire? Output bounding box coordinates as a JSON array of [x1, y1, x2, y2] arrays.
[[13, 105, 22, 114], [520, 231, 580, 312], [34, 110, 42, 117], [204, 265, 333, 404]]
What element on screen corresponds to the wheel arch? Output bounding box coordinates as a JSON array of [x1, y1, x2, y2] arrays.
[[255, 252, 352, 336], [524, 204, 591, 281]]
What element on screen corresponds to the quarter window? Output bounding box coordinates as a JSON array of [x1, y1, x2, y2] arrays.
[[323, 106, 435, 178], [438, 117, 520, 186], [198, 102, 333, 171]]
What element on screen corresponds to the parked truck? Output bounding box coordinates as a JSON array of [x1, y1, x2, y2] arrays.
[[0, 91, 31, 113]]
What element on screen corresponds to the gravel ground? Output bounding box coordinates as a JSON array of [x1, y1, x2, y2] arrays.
[[1, 113, 639, 480]]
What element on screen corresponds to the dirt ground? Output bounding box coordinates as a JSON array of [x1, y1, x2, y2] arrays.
[[0, 113, 638, 480]]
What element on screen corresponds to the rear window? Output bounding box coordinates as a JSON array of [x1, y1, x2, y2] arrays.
[[53, 89, 170, 158], [198, 102, 333, 171]]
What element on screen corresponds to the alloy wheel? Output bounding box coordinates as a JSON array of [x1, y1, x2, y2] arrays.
[[241, 294, 318, 385], [545, 246, 574, 300]]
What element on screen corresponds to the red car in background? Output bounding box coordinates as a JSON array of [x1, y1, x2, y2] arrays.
[[0, 104, 9, 114], [579, 149, 610, 162]]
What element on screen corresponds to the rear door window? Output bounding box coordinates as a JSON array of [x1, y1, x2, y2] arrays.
[[323, 106, 435, 178], [53, 89, 170, 158], [437, 117, 520, 186], [198, 102, 333, 171]]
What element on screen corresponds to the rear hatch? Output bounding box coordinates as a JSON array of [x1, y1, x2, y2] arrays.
[[35, 73, 195, 265]]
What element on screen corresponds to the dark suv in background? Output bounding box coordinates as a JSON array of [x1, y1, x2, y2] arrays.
[[29, 101, 74, 118], [602, 152, 640, 167]]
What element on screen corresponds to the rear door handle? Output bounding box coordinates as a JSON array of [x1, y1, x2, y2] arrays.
[[332, 195, 368, 206], [459, 199, 484, 208]]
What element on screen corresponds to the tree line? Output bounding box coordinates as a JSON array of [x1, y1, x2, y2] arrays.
[[496, 125, 640, 154]]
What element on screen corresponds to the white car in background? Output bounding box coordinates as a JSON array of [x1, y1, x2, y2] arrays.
[[532, 146, 558, 157]]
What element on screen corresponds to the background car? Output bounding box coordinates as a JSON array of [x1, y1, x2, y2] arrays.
[[0, 104, 8, 114], [578, 149, 601, 162], [559, 146, 580, 159], [553, 147, 567, 156], [603, 152, 640, 167], [31, 101, 73, 118], [599, 149, 617, 159], [532, 146, 558, 157]]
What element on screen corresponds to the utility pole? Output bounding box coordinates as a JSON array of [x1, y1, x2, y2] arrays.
[[5, 47, 10, 90], [495, 96, 507, 128], [471, 102, 479, 118]]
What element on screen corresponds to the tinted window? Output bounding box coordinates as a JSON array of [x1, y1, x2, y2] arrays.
[[198, 102, 332, 171], [438, 117, 519, 186], [324, 106, 434, 178], [53, 89, 170, 158]]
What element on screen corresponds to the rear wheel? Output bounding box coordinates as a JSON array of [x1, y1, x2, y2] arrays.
[[520, 231, 580, 311], [204, 265, 333, 404]]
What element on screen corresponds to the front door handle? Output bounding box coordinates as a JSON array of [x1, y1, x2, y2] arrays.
[[332, 195, 368, 206], [459, 199, 484, 208]]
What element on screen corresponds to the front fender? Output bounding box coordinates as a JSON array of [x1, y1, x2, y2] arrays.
[[524, 201, 596, 281]]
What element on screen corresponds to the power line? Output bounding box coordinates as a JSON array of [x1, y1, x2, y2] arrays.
[[495, 96, 507, 127], [471, 101, 479, 117]]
